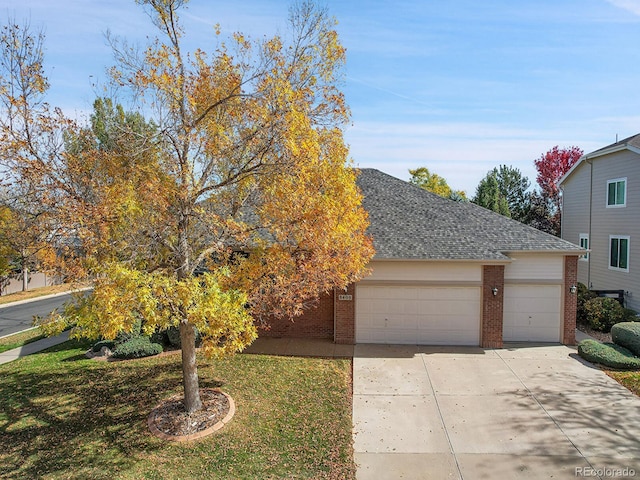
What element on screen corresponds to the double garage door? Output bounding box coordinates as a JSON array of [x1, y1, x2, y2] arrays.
[[356, 284, 562, 345], [356, 285, 481, 345]]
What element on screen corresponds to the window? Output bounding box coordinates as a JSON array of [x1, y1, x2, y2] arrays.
[[609, 235, 630, 272], [607, 178, 626, 207], [579, 234, 589, 261]]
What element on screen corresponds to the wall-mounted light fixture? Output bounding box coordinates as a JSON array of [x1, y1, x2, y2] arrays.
[[569, 284, 577, 294], [492, 287, 498, 296]]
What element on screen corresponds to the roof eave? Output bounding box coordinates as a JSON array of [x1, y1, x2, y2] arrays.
[[370, 256, 513, 264], [500, 249, 587, 256], [560, 144, 640, 185]]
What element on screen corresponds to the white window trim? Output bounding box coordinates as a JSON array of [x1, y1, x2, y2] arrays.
[[606, 177, 627, 208], [579, 233, 589, 261], [609, 235, 630, 272]]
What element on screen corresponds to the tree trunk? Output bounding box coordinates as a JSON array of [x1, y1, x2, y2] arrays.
[[176, 202, 201, 412], [22, 262, 28, 292], [180, 320, 202, 413]]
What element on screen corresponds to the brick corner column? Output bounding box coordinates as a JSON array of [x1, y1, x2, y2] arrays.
[[482, 265, 504, 349], [334, 284, 355, 344], [563, 255, 579, 345]]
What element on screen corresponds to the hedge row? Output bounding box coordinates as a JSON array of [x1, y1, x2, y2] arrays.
[[578, 322, 640, 370], [577, 339, 640, 370]]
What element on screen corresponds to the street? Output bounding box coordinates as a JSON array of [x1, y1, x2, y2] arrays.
[[0, 294, 76, 337]]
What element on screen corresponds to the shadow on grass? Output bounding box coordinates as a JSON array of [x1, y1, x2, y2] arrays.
[[0, 339, 220, 479]]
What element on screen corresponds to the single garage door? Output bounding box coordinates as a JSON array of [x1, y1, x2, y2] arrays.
[[355, 285, 481, 345], [503, 284, 562, 342]]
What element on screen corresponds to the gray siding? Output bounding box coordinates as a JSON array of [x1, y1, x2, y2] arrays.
[[561, 161, 591, 285], [589, 150, 640, 311]]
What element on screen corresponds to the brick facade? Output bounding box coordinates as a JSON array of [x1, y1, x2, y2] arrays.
[[258, 257, 577, 347], [563, 255, 579, 345], [259, 292, 334, 339], [481, 265, 504, 348], [334, 284, 356, 344]]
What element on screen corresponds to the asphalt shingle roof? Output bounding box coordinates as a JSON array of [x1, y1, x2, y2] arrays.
[[590, 133, 640, 154], [356, 168, 584, 261]]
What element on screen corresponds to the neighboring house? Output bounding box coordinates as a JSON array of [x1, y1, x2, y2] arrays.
[[560, 133, 640, 312], [265, 168, 584, 347]]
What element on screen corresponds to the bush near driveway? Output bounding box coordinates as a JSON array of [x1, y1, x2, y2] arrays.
[[583, 297, 636, 332], [611, 322, 640, 357], [577, 282, 597, 324], [578, 339, 640, 370]]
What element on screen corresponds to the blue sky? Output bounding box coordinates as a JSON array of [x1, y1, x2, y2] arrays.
[[4, 0, 640, 195]]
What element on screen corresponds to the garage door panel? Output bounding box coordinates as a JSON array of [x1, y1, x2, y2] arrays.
[[356, 285, 480, 345], [416, 287, 479, 301], [505, 298, 557, 314], [424, 301, 478, 316], [503, 285, 561, 342], [421, 314, 476, 330]]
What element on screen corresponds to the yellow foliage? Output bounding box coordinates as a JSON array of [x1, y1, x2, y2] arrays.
[[42, 263, 257, 358]]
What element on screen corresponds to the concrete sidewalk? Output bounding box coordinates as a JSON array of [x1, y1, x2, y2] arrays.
[[353, 342, 640, 480], [0, 331, 70, 365]]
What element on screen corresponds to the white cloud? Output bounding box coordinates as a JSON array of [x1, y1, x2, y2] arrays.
[[605, 0, 640, 16], [344, 120, 619, 195]]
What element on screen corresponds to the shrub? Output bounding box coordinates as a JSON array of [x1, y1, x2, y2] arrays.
[[91, 340, 116, 353], [612, 322, 640, 357], [578, 339, 640, 370], [111, 337, 163, 359], [115, 316, 143, 343], [166, 325, 202, 348], [623, 308, 639, 322], [584, 297, 626, 332], [150, 329, 169, 347], [576, 283, 597, 324]]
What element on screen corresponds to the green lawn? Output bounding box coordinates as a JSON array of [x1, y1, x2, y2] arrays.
[[0, 328, 46, 354], [0, 339, 355, 479], [607, 370, 640, 397]]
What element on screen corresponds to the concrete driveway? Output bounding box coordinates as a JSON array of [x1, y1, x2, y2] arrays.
[[353, 343, 640, 479]]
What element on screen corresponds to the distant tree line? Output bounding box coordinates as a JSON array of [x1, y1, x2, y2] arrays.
[[408, 145, 583, 236]]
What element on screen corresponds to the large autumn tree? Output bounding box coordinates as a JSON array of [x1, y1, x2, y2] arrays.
[[534, 145, 583, 236], [0, 1, 373, 414]]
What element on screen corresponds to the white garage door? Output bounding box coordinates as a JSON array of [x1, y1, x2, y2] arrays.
[[503, 285, 562, 342], [356, 285, 481, 345]]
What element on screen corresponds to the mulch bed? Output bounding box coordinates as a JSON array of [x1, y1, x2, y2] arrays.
[[577, 323, 612, 343], [148, 388, 233, 441]]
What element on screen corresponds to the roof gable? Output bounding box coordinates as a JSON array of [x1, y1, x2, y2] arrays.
[[356, 169, 584, 261], [560, 133, 640, 185]]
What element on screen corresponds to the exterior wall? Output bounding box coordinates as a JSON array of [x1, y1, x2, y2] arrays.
[[563, 256, 579, 345], [588, 151, 640, 311], [335, 284, 355, 344], [561, 160, 592, 286], [481, 265, 504, 348], [1, 272, 59, 296], [363, 260, 482, 284], [260, 291, 334, 339], [504, 253, 563, 281]]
